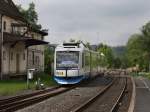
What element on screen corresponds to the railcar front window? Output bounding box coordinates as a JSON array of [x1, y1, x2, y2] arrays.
[[56, 51, 79, 68]]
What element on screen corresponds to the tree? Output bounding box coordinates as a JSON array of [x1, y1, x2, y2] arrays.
[[113, 57, 121, 68], [44, 46, 54, 74], [142, 21, 150, 37], [69, 39, 76, 42], [85, 42, 92, 49], [127, 34, 143, 63], [111, 46, 128, 68], [119, 55, 129, 69], [125, 21, 150, 71], [17, 2, 41, 30], [97, 43, 114, 68]]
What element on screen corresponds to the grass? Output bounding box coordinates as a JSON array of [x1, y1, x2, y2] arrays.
[[130, 72, 150, 79], [35, 72, 57, 87], [0, 73, 57, 96], [0, 80, 28, 95], [130, 72, 139, 77], [142, 72, 150, 79]]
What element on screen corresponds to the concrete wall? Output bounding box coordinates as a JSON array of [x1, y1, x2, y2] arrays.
[[2, 42, 27, 74], [27, 31, 45, 71], [1, 15, 46, 77], [2, 16, 26, 34], [28, 47, 44, 71]]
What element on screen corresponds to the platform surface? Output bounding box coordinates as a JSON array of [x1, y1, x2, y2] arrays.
[[134, 77, 150, 112]]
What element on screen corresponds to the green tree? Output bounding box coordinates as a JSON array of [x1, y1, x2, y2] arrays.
[[97, 43, 114, 68], [120, 55, 129, 69], [44, 46, 54, 74], [69, 39, 76, 42], [85, 42, 92, 49], [17, 2, 41, 30], [126, 21, 150, 71], [142, 21, 150, 37], [127, 34, 142, 65], [113, 57, 121, 68]]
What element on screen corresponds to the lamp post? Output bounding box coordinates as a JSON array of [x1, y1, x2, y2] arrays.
[[100, 52, 105, 66], [100, 52, 105, 72]]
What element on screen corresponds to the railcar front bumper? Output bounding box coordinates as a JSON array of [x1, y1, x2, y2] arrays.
[[54, 76, 85, 84]]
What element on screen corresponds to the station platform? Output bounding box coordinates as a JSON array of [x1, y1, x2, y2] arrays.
[[134, 77, 150, 112]]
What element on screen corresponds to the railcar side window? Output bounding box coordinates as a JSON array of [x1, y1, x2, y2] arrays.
[[85, 51, 90, 70], [82, 53, 84, 68]]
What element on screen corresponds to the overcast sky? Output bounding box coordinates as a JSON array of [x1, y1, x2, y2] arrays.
[[13, 0, 150, 46]]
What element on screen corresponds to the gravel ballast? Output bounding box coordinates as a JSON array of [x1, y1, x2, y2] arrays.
[[16, 76, 112, 112]]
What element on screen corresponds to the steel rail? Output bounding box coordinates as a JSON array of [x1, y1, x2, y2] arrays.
[[71, 78, 116, 112], [110, 77, 127, 112], [0, 74, 101, 112], [0, 86, 61, 105], [0, 86, 75, 112]]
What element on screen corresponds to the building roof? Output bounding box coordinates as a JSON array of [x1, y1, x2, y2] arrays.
[[3, 32, 49, 48], [31, 28, 48, 36], [0, 0, 49, 36], [0, 0, 26, 22]]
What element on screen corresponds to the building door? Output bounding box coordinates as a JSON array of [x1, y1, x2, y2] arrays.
[[16, 53, 20, 73]]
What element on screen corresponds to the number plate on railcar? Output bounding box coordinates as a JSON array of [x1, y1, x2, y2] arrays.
[[57, 72, 65, 76]]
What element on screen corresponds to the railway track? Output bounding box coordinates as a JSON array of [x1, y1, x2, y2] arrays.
[[0, 74, 102, 112], [71, 77, 127, 112], [0, 86, 75, 112], [110, 78, 127, 112], [0, 86, 61, 105]]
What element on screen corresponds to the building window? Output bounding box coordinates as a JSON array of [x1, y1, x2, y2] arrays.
[[3, 21, 6, 31], [11, 52, 13, 60], [35, 56, 40, 66], [3, 51, 6, 60], [32, 51, 35, 65], [41, 36, 44, 40], [23, 53, 25, 60], [0, 14, 2, 32], [4, 0, 8, 3], [31, 34, 34, 39]]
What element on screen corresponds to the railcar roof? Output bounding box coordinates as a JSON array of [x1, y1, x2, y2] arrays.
[[55, 42, 99, 54], [55, 47, 85, 51]]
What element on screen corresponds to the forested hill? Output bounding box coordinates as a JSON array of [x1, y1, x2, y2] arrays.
[[111, 46, 126, 58]]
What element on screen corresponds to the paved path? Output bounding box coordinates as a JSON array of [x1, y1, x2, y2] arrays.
[[134, 77, 150, 112]]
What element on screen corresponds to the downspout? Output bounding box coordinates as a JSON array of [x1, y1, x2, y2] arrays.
[[8, 48, 10, 75], [25, 24, 29, 78], [0, 14, 3, 80], [26, 47, 29, 74]]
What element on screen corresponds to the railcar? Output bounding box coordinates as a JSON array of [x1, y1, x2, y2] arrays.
[[54, 42, 100, 84]]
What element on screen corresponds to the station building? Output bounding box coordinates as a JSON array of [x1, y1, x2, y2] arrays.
[[0, 0, 48, 79]]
